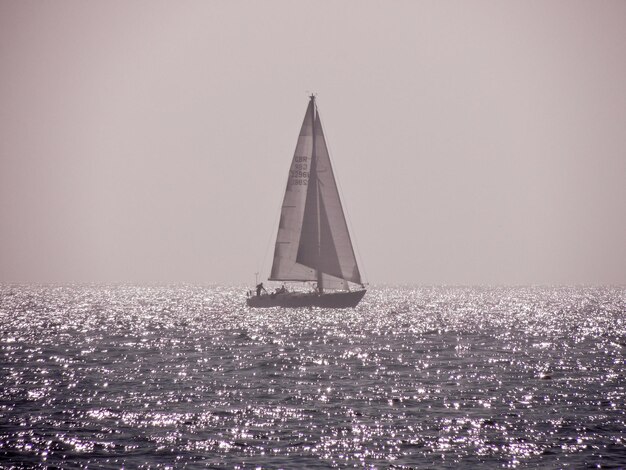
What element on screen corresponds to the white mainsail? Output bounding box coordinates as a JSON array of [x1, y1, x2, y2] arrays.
[[269, 96, 361, 290]]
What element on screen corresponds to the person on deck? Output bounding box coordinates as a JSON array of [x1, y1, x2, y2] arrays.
[[256, 283, 267, 297]]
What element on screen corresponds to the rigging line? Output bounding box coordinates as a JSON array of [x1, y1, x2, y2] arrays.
[[258, 188, 283, 283], [256, 130, 289, 283], [315, 97, 369, 286]]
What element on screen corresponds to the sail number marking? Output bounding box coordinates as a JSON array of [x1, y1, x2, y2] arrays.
[[290, 157, 309, 186]]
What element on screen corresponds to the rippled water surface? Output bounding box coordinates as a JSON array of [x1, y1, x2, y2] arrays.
[[1, 285, 625, 468]]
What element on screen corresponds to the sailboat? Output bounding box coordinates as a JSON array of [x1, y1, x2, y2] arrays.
[[247, 95, 366, 308]]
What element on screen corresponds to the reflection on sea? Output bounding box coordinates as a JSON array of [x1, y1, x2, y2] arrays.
[[1, 285, 625, 467]]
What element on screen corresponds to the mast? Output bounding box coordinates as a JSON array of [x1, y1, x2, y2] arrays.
[[310, 94, 323, 293]]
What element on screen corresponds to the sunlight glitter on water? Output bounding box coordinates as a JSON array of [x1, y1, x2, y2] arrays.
[[1, 285, 625, 468]]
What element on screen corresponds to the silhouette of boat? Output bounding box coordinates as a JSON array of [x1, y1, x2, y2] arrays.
[[247, 95, 366, 308]]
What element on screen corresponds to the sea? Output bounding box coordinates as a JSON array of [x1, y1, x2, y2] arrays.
[[1, 285, 625, 469]]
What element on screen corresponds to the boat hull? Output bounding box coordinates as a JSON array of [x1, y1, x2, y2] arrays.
[[246, 289, 366, 308]]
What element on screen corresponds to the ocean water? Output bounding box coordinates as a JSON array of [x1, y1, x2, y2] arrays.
[[1, 285, 625, 469]]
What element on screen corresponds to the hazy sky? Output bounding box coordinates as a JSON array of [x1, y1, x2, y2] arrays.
[[1, 1, 625, 285]]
